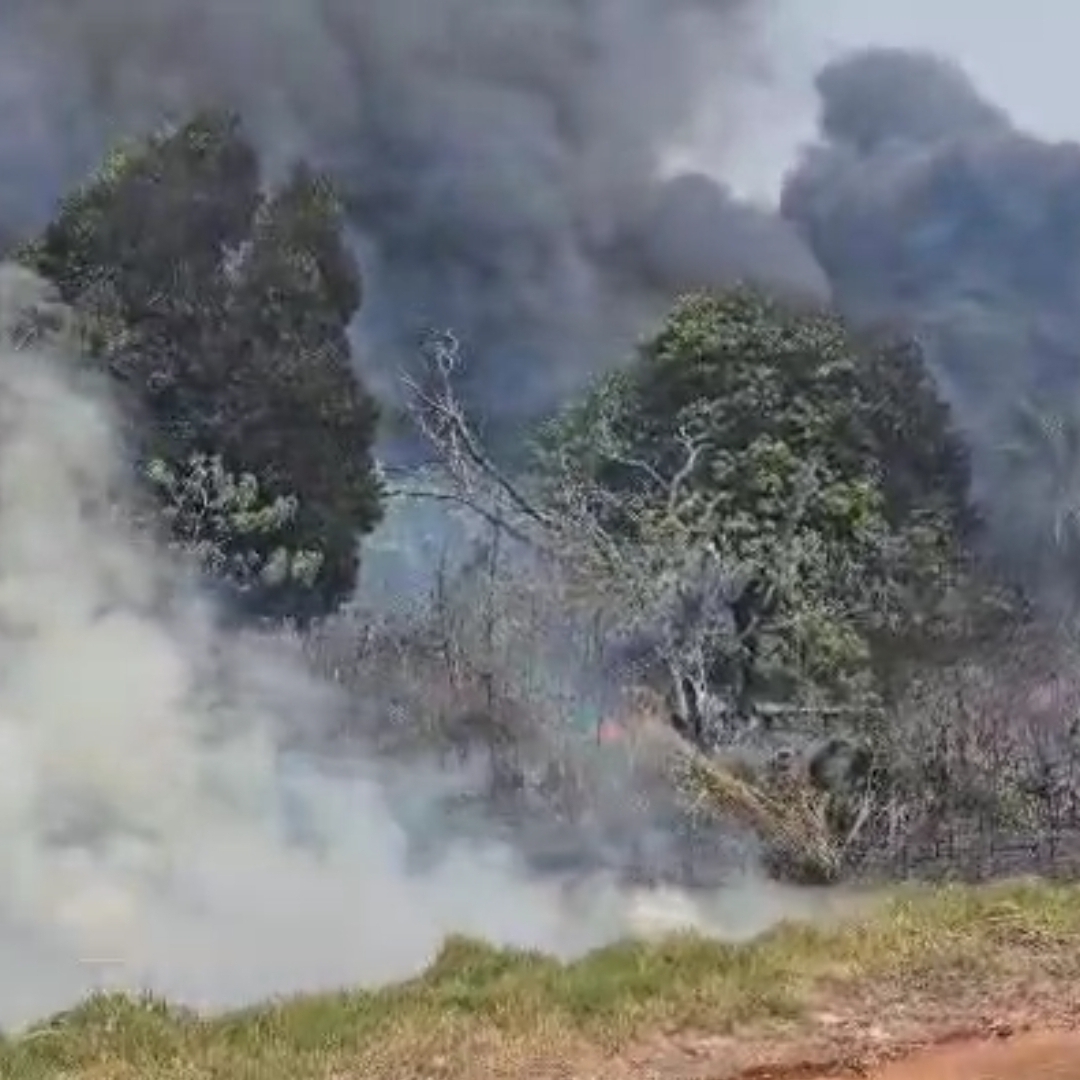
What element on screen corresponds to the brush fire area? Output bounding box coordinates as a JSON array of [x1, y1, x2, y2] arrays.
[[5, 4, 1080, 1080]]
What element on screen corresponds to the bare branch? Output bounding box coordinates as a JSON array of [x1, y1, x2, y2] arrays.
[[405, 331, 556, 532], [667, 424, 707, 519], [384, 486, 540, 549]]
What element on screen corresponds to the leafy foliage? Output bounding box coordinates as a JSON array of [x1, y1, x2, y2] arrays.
[[19, 110, 382, 618], [539, 290, 978, 729], [146, 453, 324, 612]]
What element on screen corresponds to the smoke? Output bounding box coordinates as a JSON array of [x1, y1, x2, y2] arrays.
[[5, 5, 1076, 542], [0, 264, 858, 1031], [14, 6, 1080, 1029], [781, 46, 1080, 593], [816, 48, 1011, 150], [0, 264, 610, 1024], [7, 6, 1066, 1036], [0, 0, 828, 435]]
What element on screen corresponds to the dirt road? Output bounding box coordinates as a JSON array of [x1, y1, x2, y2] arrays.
[[640, 977, 1080, 1080], [845, 1032, 1080, 1079]]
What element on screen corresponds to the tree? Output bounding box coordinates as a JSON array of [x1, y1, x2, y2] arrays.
[[393, 310, 1018, 882], [17, 110, 382, 618], [537, 289, 978, 735]]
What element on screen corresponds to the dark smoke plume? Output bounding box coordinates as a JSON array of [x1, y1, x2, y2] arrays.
[[0, 0, 825, 437], [782, 46, 1080, 596]]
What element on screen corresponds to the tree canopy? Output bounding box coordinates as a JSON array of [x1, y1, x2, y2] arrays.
[[537, 289, 979, 733], [18, 110, 382, 618]]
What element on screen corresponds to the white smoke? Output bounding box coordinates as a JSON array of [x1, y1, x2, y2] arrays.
[[0, 263, 611, 1026], [0, 263, 852, 1032]]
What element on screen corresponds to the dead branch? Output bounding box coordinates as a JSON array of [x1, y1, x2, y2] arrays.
[[404, 330, 556, 532], [383, 485, 538, 549]]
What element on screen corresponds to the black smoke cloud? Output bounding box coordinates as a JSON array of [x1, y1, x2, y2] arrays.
[[782, 46, 1080, 594], [0, 0, 826, 436], [6, 7, 1075, 585]]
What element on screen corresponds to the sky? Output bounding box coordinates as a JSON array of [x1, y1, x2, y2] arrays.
[[692, 2, 1080, 201]]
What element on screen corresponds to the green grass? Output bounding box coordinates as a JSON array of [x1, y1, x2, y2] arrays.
[[2, 879, 1079, 1079]]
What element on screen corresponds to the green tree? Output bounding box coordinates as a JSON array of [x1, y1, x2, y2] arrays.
[[146, 453, 325, 612], [18, 110, 382, 618], [539, 289, 977, 729]]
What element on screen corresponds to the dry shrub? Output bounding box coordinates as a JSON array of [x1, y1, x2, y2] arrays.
[[842, 627, 1080, 877], [602, 685, 843, 883]]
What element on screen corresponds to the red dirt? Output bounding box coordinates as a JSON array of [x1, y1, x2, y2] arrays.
[[622, 973, 1080, 1080], [678, 1031, 1080, 1080], [841, 1032, 1080, 1078]]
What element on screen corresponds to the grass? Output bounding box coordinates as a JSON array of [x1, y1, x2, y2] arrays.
[[2, 878, 1079, 1079]]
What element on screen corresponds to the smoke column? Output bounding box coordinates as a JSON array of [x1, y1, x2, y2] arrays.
[[782, 46, 1080, 593], [3, 3, 1074, 473], [0, 0, 826, 433]]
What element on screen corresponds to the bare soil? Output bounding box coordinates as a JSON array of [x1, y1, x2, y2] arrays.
[[630, 975, 1080, 1079], [867, 1034, 1080, 1080]]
